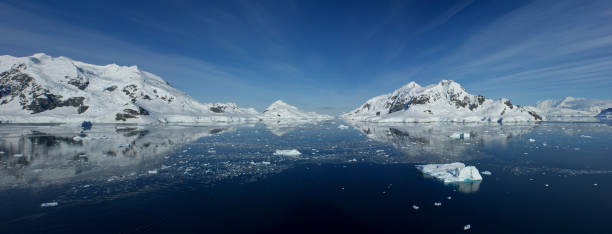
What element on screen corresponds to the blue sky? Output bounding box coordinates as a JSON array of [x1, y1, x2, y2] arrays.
[[1, 0, 611, 114]]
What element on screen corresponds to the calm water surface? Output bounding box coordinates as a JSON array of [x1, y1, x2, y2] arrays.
[[0, 121, 611, 233]]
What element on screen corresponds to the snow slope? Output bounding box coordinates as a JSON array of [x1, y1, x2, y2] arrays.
[[0, 53, 259, 124], [260, 100, 333, 121], [341, 80, 542, 123], [536, 97, 612, 121]]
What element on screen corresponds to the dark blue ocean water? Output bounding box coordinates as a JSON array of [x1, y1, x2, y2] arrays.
[[0, 121, 611, 233]]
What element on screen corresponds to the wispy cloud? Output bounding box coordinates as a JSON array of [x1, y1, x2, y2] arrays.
[[414, 0, 612, 102]]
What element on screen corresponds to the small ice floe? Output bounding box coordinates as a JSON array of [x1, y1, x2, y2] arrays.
[[544, 184, 549, 188], [434, 202, 442, 206], [529, 138, 536, 142], [416, 162, 483, 183], [148, 170, 158, 174], [73, 136, 87, 141], [580, 135, 592, 138], [337, 124, 349, 129], [481, 171, 492, 176], [450, 132, 470, 139], [0, 151, 5, 154], [348, 158, 358, 163], [464, 224, 471, 231], [13, 154, 24, 158], [447, 196, 452, 200], [594, 183, 598, 186], [40, 202, 58, 208], [412, 205, 420, 210], [273, 149, 302, 157], [262, 161, 271, 165]]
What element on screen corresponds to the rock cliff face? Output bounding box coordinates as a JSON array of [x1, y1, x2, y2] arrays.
[[342, 80, 541, 123]]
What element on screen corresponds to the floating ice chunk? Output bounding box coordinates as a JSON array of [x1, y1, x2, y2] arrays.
[[41, 202, 58, 207], [148, 170, 158, 174], [13, 154, 23, 158], [529, 138, 536, 142], [434, 202, 442, 206], [580, 135, 592, 138], [594, 183, 598, 186], [450, 132, 470, 139], [262, 161, 271, 165], [348, 158, 357, 163], [447, 196, 452, 200], [412, 205, 420, 210], [273, 149, 302, 157], [481, 171, 492, 175], [416, 162, 483, 183], [338, 124, 349, 129], [464, 224, 471, 230]]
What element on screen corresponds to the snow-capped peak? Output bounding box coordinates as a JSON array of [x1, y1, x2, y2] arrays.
[[0, 53, 259, 124], [261, 100, 332, 121], [265, 100, 297, 111], [342, 80, 542, 123]]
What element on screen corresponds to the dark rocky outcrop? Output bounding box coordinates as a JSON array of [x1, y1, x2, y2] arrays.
[[528, 111, 542, 121], [104, 85, 117, 92], [210, 106, 224, 113], [115, 106, 149, 121], [1, 64, 89, 114]]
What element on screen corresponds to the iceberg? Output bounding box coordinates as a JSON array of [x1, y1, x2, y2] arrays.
[[273, 149, 302, 157], [450, 132, 471, 139], [416, 162, 483, 183], [41, 202, 58, 207]]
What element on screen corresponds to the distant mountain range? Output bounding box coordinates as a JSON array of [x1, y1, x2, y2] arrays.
[[536, 97, 612, 117], [1, 53, 610, 124]]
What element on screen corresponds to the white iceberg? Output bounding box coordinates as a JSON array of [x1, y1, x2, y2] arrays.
[[41, 202, 58, 207], [273, 149, 302, 157], [338, 124, 349, 129], [450, 132, 471, 139], [416, 162, 483, 183]]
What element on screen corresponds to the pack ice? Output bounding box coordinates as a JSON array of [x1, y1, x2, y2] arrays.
[[416, 162, 483, 183]]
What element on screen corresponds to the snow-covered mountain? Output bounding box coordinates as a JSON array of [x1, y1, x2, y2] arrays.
[[0, 53, 260, 124], [342, 80, 542, 123], [259, 100, 333, 121], [536, 97, 612, 118]]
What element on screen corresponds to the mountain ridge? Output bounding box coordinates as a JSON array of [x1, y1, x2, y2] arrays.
[[342, 80, 542, 123]]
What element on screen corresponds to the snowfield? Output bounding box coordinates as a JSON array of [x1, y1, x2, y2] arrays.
[[342, 80, 543, 123]]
